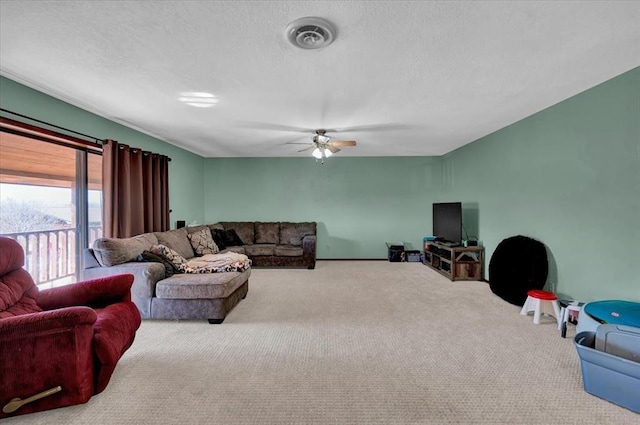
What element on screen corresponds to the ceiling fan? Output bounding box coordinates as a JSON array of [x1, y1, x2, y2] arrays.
[[235, 120, 412, 161], [287, 129, 356, 161]]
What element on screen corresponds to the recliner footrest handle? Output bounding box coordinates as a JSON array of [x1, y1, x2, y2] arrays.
[[3, 386, 62, 413]]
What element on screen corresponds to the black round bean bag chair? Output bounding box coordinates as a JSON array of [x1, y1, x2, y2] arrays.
[[489, 235, 548, 306]]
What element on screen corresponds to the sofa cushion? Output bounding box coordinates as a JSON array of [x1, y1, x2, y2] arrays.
[[155, 270, 250, 299], [220, 222, 254, 245], [154, 227, 194, 259], [0, 270, 42, 317], [93, 233, 159, 267], [136, 251, 177, 277], [0, 237, 24, 276], [151, 245, 188, 271], [279, 222, 316, 246], [210, 228, 227, 250], [186, 225, 210, 235], [0, 238, 41, 317], [244, 244, 275, 257], [255, 222, 280, 244], [274, 245, 304, 257], [187, 227, 219, 255], [220, 229, 244, 247]]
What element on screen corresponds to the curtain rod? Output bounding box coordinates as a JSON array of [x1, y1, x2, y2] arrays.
[[1, 108, 172, 162], [0, 108, 104, 144]]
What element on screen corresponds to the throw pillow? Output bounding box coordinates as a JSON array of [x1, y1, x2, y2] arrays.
[[137, 251, 176, 277], [211, 229, 227, 250], [221, 229, 244, 247], [151, 244, 188, 271], [187, 227, 219, 255]]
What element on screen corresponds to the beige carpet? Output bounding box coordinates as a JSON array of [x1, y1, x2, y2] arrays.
[[5, 261, 638, 424]]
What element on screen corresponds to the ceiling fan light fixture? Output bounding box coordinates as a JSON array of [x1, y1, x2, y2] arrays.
[[316, 134, 330, 144], [286, 17, 336, 50], [324, 148, 333, 158], [312, 148, 323, 159]]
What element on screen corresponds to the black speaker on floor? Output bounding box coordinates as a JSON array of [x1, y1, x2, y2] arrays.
[[489, 235, 548, 306], [177, 220, 186, 228]]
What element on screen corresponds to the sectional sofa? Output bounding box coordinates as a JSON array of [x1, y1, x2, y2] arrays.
[[82, 222, 316, 323], [212, 221, 317, 269]]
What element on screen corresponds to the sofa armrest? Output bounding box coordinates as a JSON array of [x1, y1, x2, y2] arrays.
[[302, 235, 317, 269], [81, 262, 164, 319], [38, 274, 134, 311], [83, 248, 102, 269], [0, 307, 97, 338], [302, 235, 316, 254]]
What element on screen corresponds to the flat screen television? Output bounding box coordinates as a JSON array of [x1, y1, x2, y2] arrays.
[[432, 202, 462, 245]]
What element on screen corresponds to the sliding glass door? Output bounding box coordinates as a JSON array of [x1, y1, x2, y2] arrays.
[[0, 124, 102, 288]]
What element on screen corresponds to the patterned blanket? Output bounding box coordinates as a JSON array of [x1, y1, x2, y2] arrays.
[[181, 252, 251, 274]]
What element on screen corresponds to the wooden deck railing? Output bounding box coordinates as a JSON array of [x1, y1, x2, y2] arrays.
[[2, 226, 103, 288]]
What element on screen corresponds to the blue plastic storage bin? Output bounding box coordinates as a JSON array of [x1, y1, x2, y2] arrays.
[[574, 330, 640, 413], [578, 300, 640, 334], [584, 300, 640, 326]]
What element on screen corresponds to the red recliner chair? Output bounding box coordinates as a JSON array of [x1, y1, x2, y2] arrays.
[[0, 237, 141, 418]]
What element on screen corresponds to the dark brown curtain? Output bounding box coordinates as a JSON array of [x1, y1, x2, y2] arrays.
[[102, 139, 170, 238]]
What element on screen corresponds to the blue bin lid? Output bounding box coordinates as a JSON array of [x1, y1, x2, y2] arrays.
[[584, 300, 640, 327]]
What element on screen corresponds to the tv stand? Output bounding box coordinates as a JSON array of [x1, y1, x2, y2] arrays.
[[438, 241, 460, 247], [423, 241, 484, 281]]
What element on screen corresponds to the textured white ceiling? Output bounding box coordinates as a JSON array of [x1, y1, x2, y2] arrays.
[[1, 1, 639, 158]]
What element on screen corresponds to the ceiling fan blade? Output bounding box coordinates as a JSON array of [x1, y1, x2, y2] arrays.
[[326, 123, 412, 133], [330, 140, 357, 147], [297, 145, 316, 152], [326, 145, 341, 154], [235, 121, 316, 133]]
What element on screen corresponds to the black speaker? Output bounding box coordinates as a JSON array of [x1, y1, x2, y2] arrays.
[[177, 220, 186, 228], [489, 235, 548, 306]]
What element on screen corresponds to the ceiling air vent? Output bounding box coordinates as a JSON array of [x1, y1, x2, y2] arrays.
[[286, 17, 336, 50]]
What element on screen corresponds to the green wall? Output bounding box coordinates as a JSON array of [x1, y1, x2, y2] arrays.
[[204, 157, 442, 258], [0, 76, 205, 227], [3, 66, 638, 303], [203, 68, 639, 302], [443, 67, 640, 302]]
